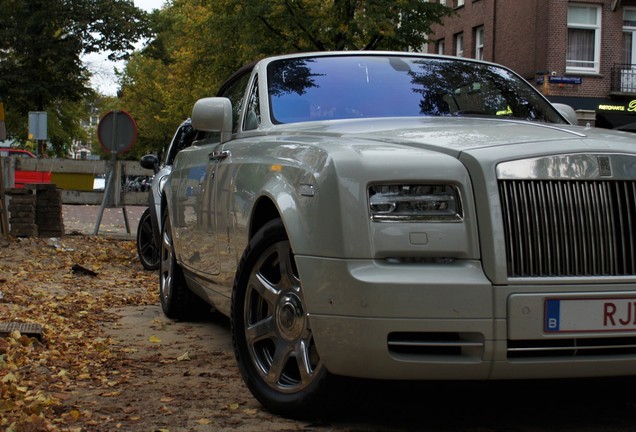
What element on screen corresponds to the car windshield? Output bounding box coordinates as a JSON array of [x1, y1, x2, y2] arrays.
[[267, 55, 566, 125]]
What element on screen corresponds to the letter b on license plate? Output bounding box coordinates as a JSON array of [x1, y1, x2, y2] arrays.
[[545, 298, 636, 333]]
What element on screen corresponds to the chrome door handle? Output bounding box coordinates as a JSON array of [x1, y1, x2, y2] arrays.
[[209, 150, 230, 161]]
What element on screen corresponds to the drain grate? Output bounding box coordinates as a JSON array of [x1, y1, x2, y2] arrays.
[[0, 322, 43, 339]]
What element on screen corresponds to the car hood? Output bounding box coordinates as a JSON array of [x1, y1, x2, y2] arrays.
[[274, 117, 636, 157]]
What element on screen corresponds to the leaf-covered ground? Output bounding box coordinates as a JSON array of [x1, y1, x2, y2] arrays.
[[4, 234, 636, 432], [0, 235, 304, 432], [0, 235, 158, 431]]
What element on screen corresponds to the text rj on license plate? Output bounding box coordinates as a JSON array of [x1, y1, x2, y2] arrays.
[[545, 298, 636, 333]]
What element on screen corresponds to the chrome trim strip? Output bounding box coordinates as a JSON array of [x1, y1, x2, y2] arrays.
[[388, 341, 484, 347], [508, 343, 636, 353], [497, 153, 636, 180]]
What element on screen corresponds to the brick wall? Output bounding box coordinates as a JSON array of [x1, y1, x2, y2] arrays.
[[492, 0, 541, 78], [543, 0, 626, 98], [6, 184, 64, 238], [429, 0, 634, 101]]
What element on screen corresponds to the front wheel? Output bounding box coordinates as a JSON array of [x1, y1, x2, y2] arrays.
[[231, 219, 333, 418], [136, 207, 159, 270]]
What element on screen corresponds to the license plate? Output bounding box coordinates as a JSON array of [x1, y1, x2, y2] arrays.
[[545, 298, 636, 333]]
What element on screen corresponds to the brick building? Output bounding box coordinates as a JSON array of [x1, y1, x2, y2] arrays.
[[428, 0, 636, 130]]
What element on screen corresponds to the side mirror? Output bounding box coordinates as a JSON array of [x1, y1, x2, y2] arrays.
[[552, 103, 578, 126], [140, 154, 160, 174], [191, 97, 233, 142]]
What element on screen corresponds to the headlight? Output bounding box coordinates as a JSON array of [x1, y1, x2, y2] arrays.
[[368, 184, 462, 222]]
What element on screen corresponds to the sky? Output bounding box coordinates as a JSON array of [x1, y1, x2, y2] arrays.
[[83, 0, 166, 96]]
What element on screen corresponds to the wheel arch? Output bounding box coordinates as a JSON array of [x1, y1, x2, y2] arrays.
[[248, 182, 312, 256], [249, 196, 280, 239], [160, 192, 169, 226], [159, 191, 174, 257]]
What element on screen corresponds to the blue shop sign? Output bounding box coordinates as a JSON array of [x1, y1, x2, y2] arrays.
[[548, 76, 583, 85]]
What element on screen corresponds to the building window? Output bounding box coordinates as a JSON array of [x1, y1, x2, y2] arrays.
[[457, 0, 465, 6], [567, 4, 601, 73], [437, 39, 445, 55], [439, 0, 446, 5], [455, 33, 464, 57], [621, 9, 636, 92], [475, 26, 485, 60], [624, 9, 636, 64]]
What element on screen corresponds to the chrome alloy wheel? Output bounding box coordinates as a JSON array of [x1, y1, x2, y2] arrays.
[[243, 240, 323, 393]]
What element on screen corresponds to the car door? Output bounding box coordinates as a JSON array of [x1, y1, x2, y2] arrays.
[[213, 76, 262, 291], [171, 141, 221, 276], [186, 69, 253, 283]]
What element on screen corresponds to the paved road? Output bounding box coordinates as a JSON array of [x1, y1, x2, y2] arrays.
[[63, 204, 146, 239]]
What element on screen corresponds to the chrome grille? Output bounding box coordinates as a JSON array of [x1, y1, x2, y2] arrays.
[[498, 180, 636, 277]]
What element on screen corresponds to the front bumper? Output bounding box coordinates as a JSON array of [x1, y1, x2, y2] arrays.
[[296, 256, 636, 380]]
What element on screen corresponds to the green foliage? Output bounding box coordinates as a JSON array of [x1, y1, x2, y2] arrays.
[[117, 55, 176, 160], [46, 100, 90, 158], [119, 1, 229, 159], [0, 0, 149, 155], [0, 0, 149, 112], [214, 0, 452, 54]]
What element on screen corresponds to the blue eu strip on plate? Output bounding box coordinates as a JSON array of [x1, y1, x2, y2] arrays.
[[545, 299, 560, 332]]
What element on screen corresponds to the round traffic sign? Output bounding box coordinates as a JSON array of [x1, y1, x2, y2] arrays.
[[97, 110, 137, 154]]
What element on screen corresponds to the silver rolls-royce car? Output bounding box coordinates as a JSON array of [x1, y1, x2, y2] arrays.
[[159, 51, 636, 417]]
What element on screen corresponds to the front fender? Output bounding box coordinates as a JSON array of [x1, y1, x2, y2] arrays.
[[227, 136, 349, 259], [257, 166, 347, 259]]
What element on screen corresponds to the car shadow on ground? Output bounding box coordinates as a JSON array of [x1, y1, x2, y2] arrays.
[[323, 375, 636, 431], [189, 308, 636, 431]]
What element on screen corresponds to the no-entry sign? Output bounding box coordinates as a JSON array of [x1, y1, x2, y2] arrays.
[[97, 110, 137, 154]]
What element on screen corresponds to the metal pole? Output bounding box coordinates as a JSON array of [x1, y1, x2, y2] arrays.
[[112, 111, 119, 207], [93, 167, 113, 235]]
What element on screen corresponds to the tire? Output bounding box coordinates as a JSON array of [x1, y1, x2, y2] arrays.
[[231, 218, 333, 419], [136, 207, 160, 270], [159, 211, 208, 320]]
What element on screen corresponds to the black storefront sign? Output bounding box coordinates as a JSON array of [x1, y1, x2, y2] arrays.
[[596, 99, 636, 132], [546, 96, 636, 131]]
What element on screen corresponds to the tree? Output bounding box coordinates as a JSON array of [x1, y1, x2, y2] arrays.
[[214, 0, 453, 60], [0, 0, 149, 154], [118, 2, 227, 160]]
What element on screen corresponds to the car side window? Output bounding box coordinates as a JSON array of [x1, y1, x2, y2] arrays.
[[165, 123, 197, 166], [243, 78, 260, 131], [218, 72, 252, 134]]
